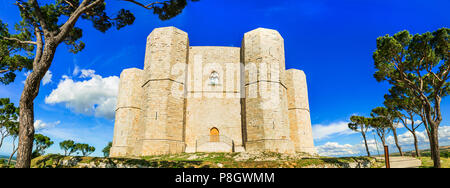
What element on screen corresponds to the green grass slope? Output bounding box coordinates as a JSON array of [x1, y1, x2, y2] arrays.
[[27, 152, 383, 168]]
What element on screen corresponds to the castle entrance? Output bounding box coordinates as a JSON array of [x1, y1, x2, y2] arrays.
[[210, 128, 219, 142], [195, 128, 234, 152]]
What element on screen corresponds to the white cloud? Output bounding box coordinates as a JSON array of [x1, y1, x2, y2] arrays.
[[44, 70, 119, 120], [386, 125, 450, 147], [79, 69, 96, 78], [316, 139, 380, 157], [73, 65, 80, 76], [394, 119, 422, 129], [22, 71, 52, 85], [317, 125, 450, 157], [316, 142, 359, 156], [42, 71, 52, 85], [22, 71, 31, 84], [312, 121, 356, 140], [24, 71, 30, 77], [34, 120, 60, 131]]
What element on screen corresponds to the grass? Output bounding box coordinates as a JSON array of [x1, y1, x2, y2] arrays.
[[22, 152, 382, 168], [418, 157, 450, 168]]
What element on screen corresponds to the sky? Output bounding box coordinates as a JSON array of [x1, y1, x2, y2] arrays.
[[0, 0, 449, 157]]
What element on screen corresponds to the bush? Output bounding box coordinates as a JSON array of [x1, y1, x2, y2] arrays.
[[421, 151, 449, 158]]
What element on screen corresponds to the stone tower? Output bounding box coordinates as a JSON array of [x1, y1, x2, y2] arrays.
[[136, 27, 188, 156], [241, 28, 294, 154], [110, 68, 143, 157], [110, 27, 316, 158], [286, 69, 316, 154]]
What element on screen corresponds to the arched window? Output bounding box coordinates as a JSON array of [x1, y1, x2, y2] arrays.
[[210, 127, 219, 142], [209, 71, 219, 86]]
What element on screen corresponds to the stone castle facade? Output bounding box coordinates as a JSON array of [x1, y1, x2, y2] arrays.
[[110, 27, 316, 157]]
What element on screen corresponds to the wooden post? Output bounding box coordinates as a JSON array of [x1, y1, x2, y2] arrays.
[[384, 145, 390, 168]]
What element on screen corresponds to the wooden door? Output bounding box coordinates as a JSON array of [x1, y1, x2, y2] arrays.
[[210, 128, 219, 142]]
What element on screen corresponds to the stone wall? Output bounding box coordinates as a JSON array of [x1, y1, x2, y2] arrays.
[[185, 47, 243, 153]]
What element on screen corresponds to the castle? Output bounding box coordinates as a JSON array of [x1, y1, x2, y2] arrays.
[[110, 27, 316, 157]]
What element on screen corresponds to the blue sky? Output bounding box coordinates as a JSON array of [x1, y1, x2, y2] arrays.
[[0, 0, 449, 157]]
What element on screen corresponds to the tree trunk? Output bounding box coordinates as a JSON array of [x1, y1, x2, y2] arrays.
[[15, 44, 56, 168], [15, 90, 35, 168], [429, 125, 441, 168], [412, 132, 420, 157], [361, 132, 371, 157], [7, 138, 18, 166], [422, 117, 434, 160], [0, 136, 5, 149], [381, 135, 386, 147], [391, 128, 403, 156], [423, 97, 441, 168]]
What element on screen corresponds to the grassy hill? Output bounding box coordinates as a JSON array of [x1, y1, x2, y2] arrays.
[[25, 152, 384, 168]]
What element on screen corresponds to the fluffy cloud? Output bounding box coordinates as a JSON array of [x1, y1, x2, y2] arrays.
[[394, 119, 422, 129], [42, 71, 52, 85], [79, 69, 96, 78], [34, 120, 60, 131], [45, 69, 119, 120], [316, 142, 359, 156], [316, 139, 380, 157], [73, 65, 80, 76], [312, 121, 356, 140], [386, 125, 450, 147], [317, 125, 450, 157], [22, 71, 52, 85]]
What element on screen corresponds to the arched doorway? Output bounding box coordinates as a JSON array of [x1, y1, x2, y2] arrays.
[[210, 127, 219, 142]]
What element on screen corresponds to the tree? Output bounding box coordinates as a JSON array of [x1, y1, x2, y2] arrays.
[[373, 28, 449, 167], [76, 143, 95, 156], [0, 98, 19, 149], [369, 115, 391, 147], [59, 140, 77, 156], [0, 0, 199, 168], [102, 141, 112, 157], [372, 106, 403, 156], [7, 122, 19, 166], [348, 116, 372, 157], [385, 86, 424, 157], [0, 21, 33, 85], [32, 134, 53, 158]]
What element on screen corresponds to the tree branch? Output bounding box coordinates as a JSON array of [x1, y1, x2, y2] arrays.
[[55, 0, 103, 43], [64, 0, 76, 8], [29, 0, 53, 37], [121, 0, 168, 10], [32, 24, 43, 68], [2, 37, 37, 45]]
